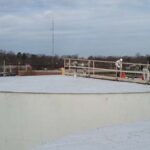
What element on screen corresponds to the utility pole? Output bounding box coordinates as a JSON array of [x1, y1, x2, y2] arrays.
[[52, 14, 54, 56]]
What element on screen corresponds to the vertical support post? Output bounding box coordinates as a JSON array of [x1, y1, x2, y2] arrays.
[[69, 59, 71, 72], [63, 59, 66, 76], [64, 59, 66, 68], [93, 60, 95, 75], [146, 63, 150, 82], [147, 70, 150, 82], [148, 64, 150, 82], [88, 60, 90, 75], [3, 60, 6, 76], [115, 66, 118, 80]]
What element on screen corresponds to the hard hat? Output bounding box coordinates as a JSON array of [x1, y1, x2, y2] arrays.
[[120, 58, 123, 61]]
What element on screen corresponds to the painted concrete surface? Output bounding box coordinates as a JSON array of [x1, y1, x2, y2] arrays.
[[37, 121, 150, 150], [0, 75, 149, 93], [0, 92, 150, 150]]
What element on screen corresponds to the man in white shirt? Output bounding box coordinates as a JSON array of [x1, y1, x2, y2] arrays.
[[115, 58, 123, 77]]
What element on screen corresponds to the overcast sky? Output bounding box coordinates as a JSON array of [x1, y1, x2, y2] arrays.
[[0, 0, 150, 56]]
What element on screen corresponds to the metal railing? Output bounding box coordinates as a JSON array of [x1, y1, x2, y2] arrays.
[[64, 58, 150, 84]]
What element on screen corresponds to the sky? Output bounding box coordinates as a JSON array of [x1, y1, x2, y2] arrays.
[[0, 0, 150, 56]]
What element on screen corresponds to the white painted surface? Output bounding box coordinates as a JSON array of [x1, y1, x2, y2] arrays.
[[37, 121, 150, 150], [0, 75, 149, 93], [0, 92, 150, 150]]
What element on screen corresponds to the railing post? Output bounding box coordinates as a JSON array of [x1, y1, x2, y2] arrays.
[[3, 60, 6, 76], [64, 59, 65, 68], [146, 63, 150, 82], [93, 61, 95, 75], [88, 60, 90, 75], [69, 59, 71, 71]]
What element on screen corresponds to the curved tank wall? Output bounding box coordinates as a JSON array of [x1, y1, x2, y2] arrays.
[[0, 92, 150, 150]]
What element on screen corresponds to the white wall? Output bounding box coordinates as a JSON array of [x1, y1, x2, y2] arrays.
[[0, 92, 150, 150]]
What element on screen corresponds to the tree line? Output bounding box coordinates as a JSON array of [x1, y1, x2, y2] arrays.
[[0, 50, 64, 70], [0, 50, 150, 70]]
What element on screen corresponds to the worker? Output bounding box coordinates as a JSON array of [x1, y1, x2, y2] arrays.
[[115, 58, 123, 77], [143, 67, 150, 82]]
